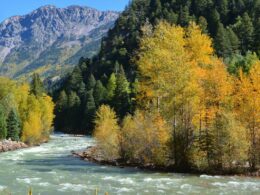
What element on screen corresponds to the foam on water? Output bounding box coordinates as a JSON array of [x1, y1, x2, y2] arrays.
[[58, 183, 87, 192], [0, 185, 6, 191], [16, 177, 41, 184], [116, 187, 133, 193], [38, 182, 51, 187], [118, 178, 135, 185], [102, 176, 116, 181], [180, 184, 192, 189], [200, 174, 222, 179]]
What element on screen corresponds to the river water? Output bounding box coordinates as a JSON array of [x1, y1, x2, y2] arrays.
[[0, 134, 259, 195]]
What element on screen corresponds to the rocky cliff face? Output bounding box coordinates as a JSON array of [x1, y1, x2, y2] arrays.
[[0, 5, 119, 79]]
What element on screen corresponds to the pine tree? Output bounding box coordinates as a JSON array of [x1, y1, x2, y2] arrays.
[[114, 68, 131, 117], [78, 81, 86, 98], [7, 110, 20, 141], [66, 66, 83, 92], [198, 16, 208, 34], [214, 23, 231, 57], [106, 73, 117, 101], [54, 90, 68, 131], [67, 92, 81, 132], [150, 0, 162, 23], [254, 18, 260, 56], [82, 90, 96, 133], [0, 106, 7, 140], [239, 12, 254, 54], [30, 73, 45, 96], [217, 0, 229, 20], [209, 9, 220, 35], [93, 80, 106, 106], [178, 6, 190, 26], [227, 27, 240, 55], [86, 74, 96, 91]]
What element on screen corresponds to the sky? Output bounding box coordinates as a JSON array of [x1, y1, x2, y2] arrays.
[[0, 0, 130, 22]]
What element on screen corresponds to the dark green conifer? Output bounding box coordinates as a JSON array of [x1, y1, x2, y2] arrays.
[[7, 110, 20, 141], [30, 73, 45, 96]]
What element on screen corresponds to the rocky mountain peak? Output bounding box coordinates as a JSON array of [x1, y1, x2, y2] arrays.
[[0, 5, 120, 79]]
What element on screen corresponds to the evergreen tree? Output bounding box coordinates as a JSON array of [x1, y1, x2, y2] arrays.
[[67, 92, 81, 132], [227, 27, 240, 54], [86, 74, 96, 91], [178, 6, 190, 26], [214, 23, 231, 57], [0, 106, 7, 140], [209, 8, 220, 35], [66, 66, 83, 92], [198, 16, 208, 34], [114, 68, 131, 117], [254, 18, 260, 56], [82, 90, 96, 133], [150, 0, 162, 23], [7, 110, 20, 141], [30, 73, 45, 96], [78, 81, 86, 99], [217, 0, 229, 20], [106, 73, 117, 101], [54, 90, 68, 131], [239, 12, 254, 54], [227, 52, 259, 75], [93, 80, 106, 105]]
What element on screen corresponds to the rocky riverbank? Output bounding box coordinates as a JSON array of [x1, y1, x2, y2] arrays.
[[73, 146, 260, 177], [0, 139, 28, 152], [73, 146, 179, 172]]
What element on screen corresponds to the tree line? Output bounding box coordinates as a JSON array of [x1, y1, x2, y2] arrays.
[[54, 61, 133, 134], [52, 0, 260, 172], [0, 74, 55, 145], [54, 0, 259, 135], [93, 22, 260, 172]]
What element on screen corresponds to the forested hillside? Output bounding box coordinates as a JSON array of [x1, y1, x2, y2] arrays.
[[93, 21, 259, 171], [54, 0, 259, 134]]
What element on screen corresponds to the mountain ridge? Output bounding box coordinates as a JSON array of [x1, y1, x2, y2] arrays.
[[0, 5, 119, 79]]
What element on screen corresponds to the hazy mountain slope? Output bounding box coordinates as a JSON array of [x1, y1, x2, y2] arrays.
[[0, 5, 119, 79]]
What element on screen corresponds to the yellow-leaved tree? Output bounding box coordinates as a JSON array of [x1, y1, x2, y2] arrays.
[[0, 77, 55, 145], [21, 94, 55, 145], [136, 21, 200, 168], [234, 61, 260, 169], [120, 111, 170, 166], [94, 105, 120, 161], [136, 21, 250, 171]]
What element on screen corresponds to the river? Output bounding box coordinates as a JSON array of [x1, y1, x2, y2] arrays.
[[0, 134, 259, 195]]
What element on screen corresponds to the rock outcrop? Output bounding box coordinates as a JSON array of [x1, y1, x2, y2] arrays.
[[0, 139, 28, 152]]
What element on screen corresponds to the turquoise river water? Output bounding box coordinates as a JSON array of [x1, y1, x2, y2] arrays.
[[0, 134, 259, 194]]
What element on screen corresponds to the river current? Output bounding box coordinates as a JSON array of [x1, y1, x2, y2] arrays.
[[0, 134, 259, 194]]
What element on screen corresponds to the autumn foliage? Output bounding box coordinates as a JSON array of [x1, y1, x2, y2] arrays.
[[0, 76, 55, 145], [93, 21, 260, 172]]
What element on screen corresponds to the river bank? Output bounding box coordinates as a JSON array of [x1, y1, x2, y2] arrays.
[[0, 139, 28, 152], [73, 146, 260, 178]]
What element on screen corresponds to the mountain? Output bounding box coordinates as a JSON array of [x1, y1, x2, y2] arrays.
[[0, 5, 119, 79]]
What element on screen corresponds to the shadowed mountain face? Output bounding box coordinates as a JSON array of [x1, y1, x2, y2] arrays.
[[0, 5, 119, 79]]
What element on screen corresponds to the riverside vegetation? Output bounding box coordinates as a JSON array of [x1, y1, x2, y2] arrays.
[[91, 22, 260, 174], [54, 0, 260, 174], [0, 73, 55, 146]]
